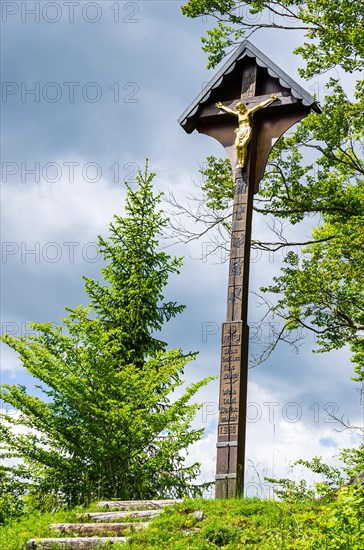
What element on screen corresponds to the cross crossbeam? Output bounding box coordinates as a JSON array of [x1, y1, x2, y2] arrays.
[[199, 92, 299, 121]]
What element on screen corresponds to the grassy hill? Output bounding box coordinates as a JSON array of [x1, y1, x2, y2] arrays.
[[1, 491, 363, 549]]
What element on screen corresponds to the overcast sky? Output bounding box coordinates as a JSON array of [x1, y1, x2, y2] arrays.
[[1, 1, 362, 496]]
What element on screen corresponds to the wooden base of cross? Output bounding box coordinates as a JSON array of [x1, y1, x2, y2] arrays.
[[215, 162, 254, 499]]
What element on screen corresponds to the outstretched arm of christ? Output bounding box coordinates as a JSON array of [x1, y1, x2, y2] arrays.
[[216, 102, 238, 117], [248, 94, 277, 115]]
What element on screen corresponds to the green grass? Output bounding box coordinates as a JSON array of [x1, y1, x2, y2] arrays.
[[0, 509, 80, 550], [125, 498, 319, 549], [125, 496, 364, 549], [0, 502, 154, 550], [1, 495, 363, 549]]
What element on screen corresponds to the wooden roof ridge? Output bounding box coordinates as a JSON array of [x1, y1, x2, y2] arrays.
[[178, 40, 321, 133]]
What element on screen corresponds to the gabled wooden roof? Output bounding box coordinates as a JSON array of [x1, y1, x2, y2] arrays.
[[179, 40, 320, 133]]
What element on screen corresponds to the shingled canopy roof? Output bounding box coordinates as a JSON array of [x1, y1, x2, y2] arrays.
[[179, 40, 321, 133]]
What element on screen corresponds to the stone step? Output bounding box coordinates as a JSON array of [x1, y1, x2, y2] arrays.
[[96, 498, 182, 510], [26, 537, 128, 549], [80, 509, 161, 522], [50, 521, 149, 536]]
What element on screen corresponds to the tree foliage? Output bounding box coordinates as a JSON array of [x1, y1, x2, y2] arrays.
[[181, 1, 364, 75], [0, 466, 27, 524], [266, 444, 364, 501], [0, 165, 212, 509], [180, 1, 364, 380], [258, 79, 364, 380]]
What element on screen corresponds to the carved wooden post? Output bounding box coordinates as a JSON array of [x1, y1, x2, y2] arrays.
[[179, 40, 320, 498]]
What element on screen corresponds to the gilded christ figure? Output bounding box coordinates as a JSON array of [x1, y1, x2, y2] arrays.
[[216, 94, 277, 168]]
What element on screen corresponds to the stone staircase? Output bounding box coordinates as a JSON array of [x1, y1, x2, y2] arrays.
[[26, 499, 182, 549]]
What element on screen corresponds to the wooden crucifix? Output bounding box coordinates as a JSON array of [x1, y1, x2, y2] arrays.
[[179, 40, 320, 498]]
